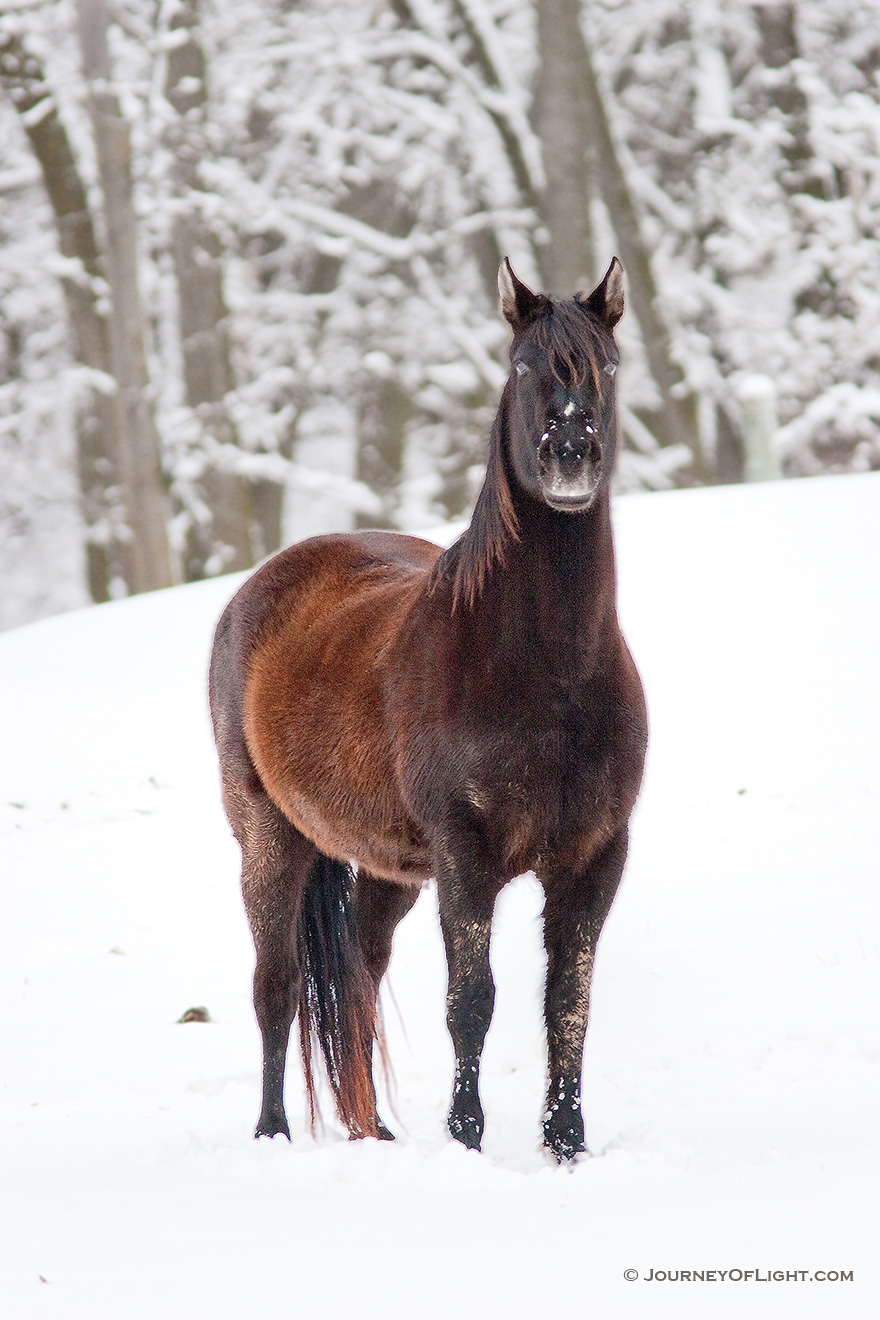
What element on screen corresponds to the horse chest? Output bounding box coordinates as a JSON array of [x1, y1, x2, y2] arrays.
[[455, 697, 626, 876]]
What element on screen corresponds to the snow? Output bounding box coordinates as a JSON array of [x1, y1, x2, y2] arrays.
[[2, 472, 879, 1318]]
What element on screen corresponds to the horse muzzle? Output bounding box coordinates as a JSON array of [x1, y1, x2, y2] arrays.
[[537, 421, 602, 512]]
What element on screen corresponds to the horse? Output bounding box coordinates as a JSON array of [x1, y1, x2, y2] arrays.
[[209, 257, 647, 1162]]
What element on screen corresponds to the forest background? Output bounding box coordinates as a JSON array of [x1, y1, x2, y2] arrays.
[[1, 0, 879, 629]]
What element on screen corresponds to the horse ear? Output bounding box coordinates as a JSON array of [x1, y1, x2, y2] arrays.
[[578, 257, 625, 328], [498, 258, 546, 331]]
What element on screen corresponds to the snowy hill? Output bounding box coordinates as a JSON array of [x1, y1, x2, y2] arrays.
[[2, 473, 879, 1320]]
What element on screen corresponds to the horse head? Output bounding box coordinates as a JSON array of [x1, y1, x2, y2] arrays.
[[498, 257, 624, 513]]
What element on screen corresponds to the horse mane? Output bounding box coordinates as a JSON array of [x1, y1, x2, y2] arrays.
[[433, 298, 611, 611], [435, 420, 519, 612]]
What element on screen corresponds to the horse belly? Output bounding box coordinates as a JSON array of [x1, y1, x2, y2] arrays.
[[280, 779, 430, 884]]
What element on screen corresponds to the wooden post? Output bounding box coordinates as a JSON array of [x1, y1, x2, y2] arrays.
[[737, 375, 782, 482]]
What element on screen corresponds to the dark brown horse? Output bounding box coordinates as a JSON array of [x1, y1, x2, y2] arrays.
[[209, 258, 647, 1162]]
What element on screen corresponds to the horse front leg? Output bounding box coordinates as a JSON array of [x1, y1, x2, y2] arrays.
[[435, 827, 501, 1152], [541, 827, 629, 1163]]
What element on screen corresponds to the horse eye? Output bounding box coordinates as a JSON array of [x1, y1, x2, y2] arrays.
[[515, 360, 530, 376], [603, 362, 617, 377]]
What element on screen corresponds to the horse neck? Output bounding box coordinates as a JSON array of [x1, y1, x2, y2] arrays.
[[455, 472, 619, 676], [517, 485, 615, 632]]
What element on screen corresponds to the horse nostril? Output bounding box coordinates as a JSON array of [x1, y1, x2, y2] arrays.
[[539, 424, 601, 472]]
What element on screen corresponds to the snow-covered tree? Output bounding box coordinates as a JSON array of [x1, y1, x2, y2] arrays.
[[2, 0, 880, 626]]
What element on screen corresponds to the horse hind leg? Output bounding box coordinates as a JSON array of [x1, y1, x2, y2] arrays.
[[228, 774, 405, 1143], [221, 757, 414, 1141], [228, 779, 316, 1140], [354, 871, 421, 1139]]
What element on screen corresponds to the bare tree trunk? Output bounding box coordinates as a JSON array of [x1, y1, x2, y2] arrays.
[[753, 2, 826, 200], [0, 29, 124, 601], [534, 0, 596, 293], [687, 0, 742, 483], [446, 0, 543, 222], [439, 0, 543, 300], [579, 9, 705, 478], [354, 374, 412, 530], [76, 0, 173, 593], [162, 0, 256, 578]]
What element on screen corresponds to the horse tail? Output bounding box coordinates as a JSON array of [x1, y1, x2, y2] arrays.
[[297, 853, 379, 1139]]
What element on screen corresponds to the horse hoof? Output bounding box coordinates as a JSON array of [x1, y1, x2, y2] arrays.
[[543, 1128, 587, 1164], [549, 1140, 587, 1165], [375, 1119, 396, 1141], [542, 1115, 586, 1163], [543, 1082, 586, 1163], [254, 1111, 291, 1141], [448, 1113, 483, 1151]]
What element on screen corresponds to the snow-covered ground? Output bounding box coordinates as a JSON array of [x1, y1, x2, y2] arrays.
[[2, 473, 878, 1319]]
